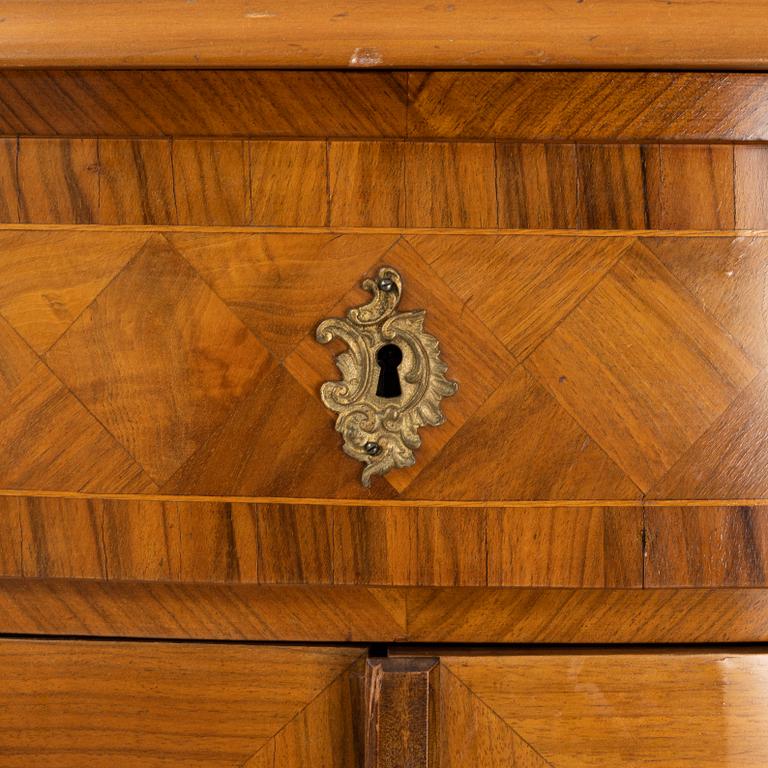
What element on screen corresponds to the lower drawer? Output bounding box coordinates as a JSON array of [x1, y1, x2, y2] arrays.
[[1, 640, 765, 766], [0, 640, 365, 767]]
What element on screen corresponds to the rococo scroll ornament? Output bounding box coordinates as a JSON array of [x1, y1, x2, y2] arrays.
[[316, 267, 457, 487]]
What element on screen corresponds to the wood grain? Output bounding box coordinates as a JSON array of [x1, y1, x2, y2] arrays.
[[0, 496, 22, 577], [1, 580, 768, 642], [250, 140, 328, 226], [528, 242, 757, 492], [17, 138, 98, 224], [246, 657, 364, 768], [0, 136, 757, 229], [404, 587, 768, 643], [421, 234, 630, 360], [284, 237, 517, 493], [0, 230, 145, 355], [45, 235, 272, 485], [2, 3, 768, 69], [97, 138, 176, 225], [0, 314, 38, 399], [646, 505, 768, 587], [174, 501, 259, 583], [161, 364, 390, 499], [329, 141, 405, 227], [19, 495, 105, 579], [405, 142, 497, 228], [487, 506, 642, 588], [0, 580, 408, 641], [408, 72, 768, 140], [0, 639, 363, 767], [0, 138, 18, 223], [416, 507, 486, 587], [641, 236, 768, 367], [496, 142, 578, 229], [653, 144, 736, 230], [0, 495, 644, 589], [0, 361, 154, 494], [0, 228, 764, 501], [440, 666, 548, 768], [171, 231, 396, 360], [257, 504, 334, 584], [444, 651, 768, 768], [0, 70, 407, 137], [576, 144, 648, 229], [332, 506, 417, 586], [365, 657, 439, 768], [404, 365, 640, 502], [173, 139, 248, 226], [735, 145, 768, 228], [650, 368, 768, 501]]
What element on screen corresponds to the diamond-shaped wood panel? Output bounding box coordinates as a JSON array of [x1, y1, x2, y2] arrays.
[[45, 235, 272, 484], [528, 242, 757, 492]]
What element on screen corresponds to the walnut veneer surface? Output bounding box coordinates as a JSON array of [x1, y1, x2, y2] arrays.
[[1, 69, 768, 648]]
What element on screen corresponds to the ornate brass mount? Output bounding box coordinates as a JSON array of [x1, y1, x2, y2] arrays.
[[316, 267, 457, 487]]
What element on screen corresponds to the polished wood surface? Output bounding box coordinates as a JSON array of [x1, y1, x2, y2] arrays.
[[0, 639, 364, 766], [0, 496, 643, 588], [2, 580, 768, 643], [4, 62, 768, 714], [2, 71, 768, 142], [646, 505, 768, 587], [0, 70, 409, 137], [0, 230, 766, 501], [365, 658, 439, 768], [1, 2, 767, 69], [0, 138, 764, 229], [440, 651, 768, 767]]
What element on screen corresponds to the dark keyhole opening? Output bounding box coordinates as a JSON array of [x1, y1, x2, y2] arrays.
[[376, 343, 403, 398]]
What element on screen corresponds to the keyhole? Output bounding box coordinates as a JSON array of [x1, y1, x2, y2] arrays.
[[376, 343, 403, 398]]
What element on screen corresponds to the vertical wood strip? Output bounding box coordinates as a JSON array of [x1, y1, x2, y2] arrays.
[[17, 138, 98, 224], [735, 145, 768, 228], [486, 506, 643, 588], [646, 505, 768, 587], [365, 657, 439, 768], [256, 504, 334, 584], [576, 144, 647, 229], [329, 140, 405, 227], [0, 495, 23, 577], [250, 140, 329, 226], [97, 138, 176, 224], [19, 496, 105, 579], [496, 142, 578, 228], [405, 141, 497, 228], [333, 506, 417, 586], [101, 498, 179, 581], [654, 144, 735, 229], [416, 507, 487, 586], [173, 138, 248, 225], [0, 138, 18, 223], [176, 501, 259, 583]]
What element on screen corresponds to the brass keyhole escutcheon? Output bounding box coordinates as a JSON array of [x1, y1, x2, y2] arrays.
[[316, 266, 457, 487], [376, 343, 403, 398]]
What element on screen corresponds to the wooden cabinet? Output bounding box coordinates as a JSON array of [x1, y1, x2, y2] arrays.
[[1, 12, 768, 761], [3, 643, 768, 766]]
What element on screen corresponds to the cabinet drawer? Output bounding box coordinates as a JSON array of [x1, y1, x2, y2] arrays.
[[0, 639, 365, 766], [0, 228, 764, 503], [2, 642, 766, 767]]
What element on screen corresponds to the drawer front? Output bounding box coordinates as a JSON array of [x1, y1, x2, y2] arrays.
[[2, 642, 766, 767], [0, 227, 764, 503], [0, 640, 365, 767]]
